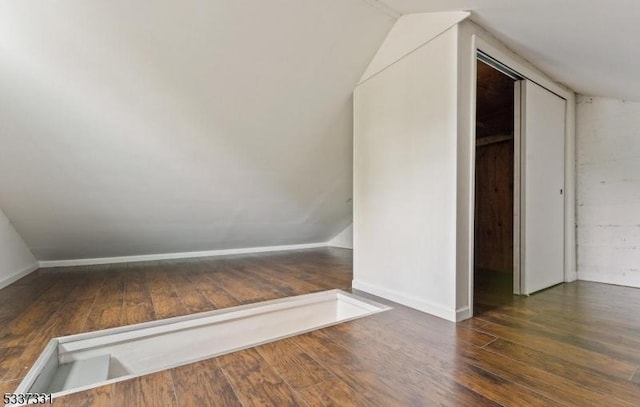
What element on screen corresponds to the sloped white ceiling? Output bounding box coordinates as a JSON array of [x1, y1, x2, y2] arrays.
[[0, 0, 395, 260], [381, 0, 640, 101]]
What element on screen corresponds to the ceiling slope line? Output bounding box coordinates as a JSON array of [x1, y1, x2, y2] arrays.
[[357, 12, 470, 87], [359, 0, 401, 19]]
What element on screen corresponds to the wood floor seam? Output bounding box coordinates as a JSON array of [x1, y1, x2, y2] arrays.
[[215, 358, 248, 407], [1, 249, 638, 406]]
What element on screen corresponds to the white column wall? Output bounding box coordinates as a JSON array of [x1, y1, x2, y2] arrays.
[[353, 26, 460, 321]]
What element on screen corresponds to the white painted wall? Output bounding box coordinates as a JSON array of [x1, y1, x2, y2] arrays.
[[328, 224, 353, 249], [359, 11, 469, 83], [577, 96, 640, 287], [0, 207, 37, 288], [354, 13, 464, 322], [0, 0, 394, 261]]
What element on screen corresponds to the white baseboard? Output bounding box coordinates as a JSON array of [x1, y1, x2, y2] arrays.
[[455, 306, 472, 322], [38, 242, 328, 268], [0, 262, 39, 289], [578, 271, 640, 289], [352, 279, 457, 322], [565, 271, 579, 283]]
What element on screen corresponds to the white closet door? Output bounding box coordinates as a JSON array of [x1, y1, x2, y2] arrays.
[[521, 80, 566, 295]]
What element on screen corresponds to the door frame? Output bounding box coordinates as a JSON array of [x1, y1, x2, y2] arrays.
[[457, 20, 576, 320]]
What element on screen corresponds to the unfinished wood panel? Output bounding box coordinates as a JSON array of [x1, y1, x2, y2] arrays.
[[475, 60, 515, 275], [474, 141, 515, 273]]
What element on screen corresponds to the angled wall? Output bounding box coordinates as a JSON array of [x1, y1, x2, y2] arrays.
[[328, 224, 353, 249], [0, 208, 37, 288], [353, 12, 468, 321]]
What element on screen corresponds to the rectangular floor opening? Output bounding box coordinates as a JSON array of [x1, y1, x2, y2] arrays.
[[14, 290, 390, 401]]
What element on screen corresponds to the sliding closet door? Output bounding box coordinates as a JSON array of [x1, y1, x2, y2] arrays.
[[520, 80, 566, 295]]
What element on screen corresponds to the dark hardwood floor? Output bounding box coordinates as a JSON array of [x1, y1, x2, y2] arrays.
[[1, 248, 640, 406]]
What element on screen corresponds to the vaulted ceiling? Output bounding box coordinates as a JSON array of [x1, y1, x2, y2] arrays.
[[0, 1, 394, 260], [0, 0, 636, 260]]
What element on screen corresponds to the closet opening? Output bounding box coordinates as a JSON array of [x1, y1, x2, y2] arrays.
[[473, 59, 517, 313]]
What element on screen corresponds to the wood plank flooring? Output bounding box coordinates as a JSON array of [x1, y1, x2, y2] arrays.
[[1, 248, 639, 406]]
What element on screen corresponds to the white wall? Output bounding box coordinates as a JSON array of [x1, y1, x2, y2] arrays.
[[0, 0, 394, 261], [0, 207, 37, 288], [577, 96, 640, 287], [354, 13, 466, 322], [328, 224, 353, 249]]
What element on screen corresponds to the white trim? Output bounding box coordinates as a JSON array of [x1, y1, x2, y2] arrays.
[[38, 242, 328, 268], [457, 20, 577, 318], [513, 81, 522, 294], [455, 306, 472, 322], [14, 290, 390, 402], [0, 262, 39, 289], [578, 272, 640, 289], [353, 279, 457, 322]]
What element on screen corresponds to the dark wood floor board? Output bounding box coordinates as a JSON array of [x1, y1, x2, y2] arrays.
[[123, 269, 151, 306], [122, 302, 156, 326], [84, 304, 123, 332], [316, 314, 555, 407], [197, 286, 241, 309], [53, 384, 113, 407], [477, 310, 640, 365], [145, 268, 187, 319], [458, 345, 634, 407], [199, 261, 282, 303], [485, 338, 640, 405], [1, 248, 640, 406], [474, 296, 640, 340], [171, 358, 243, 406], [164, 269, 215, 314], [285, 332, 409, 406], [0, 378, 19, 395], [252, 259, 329, 293], [26, 298, 94, 344], [546, 280, 640, 304], [0, 346, 22, 381], [227, 259, 305, 297], [472, 319, 637, 380], [83, 269, 126, 331], [223, 265, 288, 300], [529, 310, 640, 339], [0, 273, 57, 324], [112, 371, 177, 407], [295, 330, 499, 407], [297, 378, 379, 407], [217, 348, 306, 407], [255, 337, 335, 390], [0, 344, 45, 382], [519, 290, 640, 322]]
